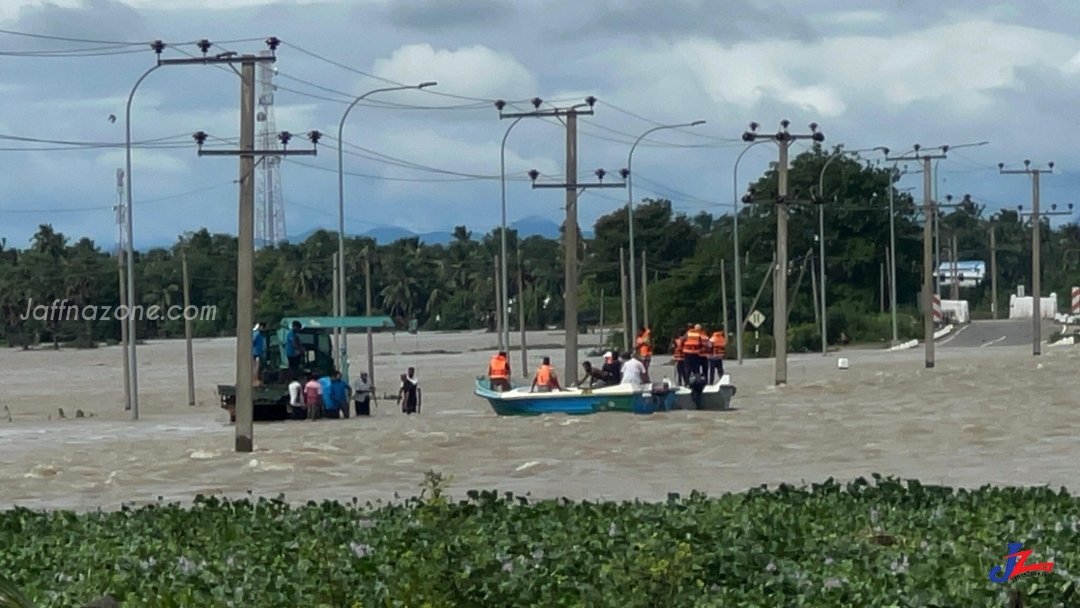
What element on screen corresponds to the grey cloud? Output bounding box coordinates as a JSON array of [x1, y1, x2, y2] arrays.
[[9, 0, 150, 48], [384, 0, 513, 31], [551, 0, 817, 44]]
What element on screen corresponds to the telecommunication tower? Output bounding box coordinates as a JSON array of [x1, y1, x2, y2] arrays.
[[114, 168, 128, 255], [255, 49, 286, 247]]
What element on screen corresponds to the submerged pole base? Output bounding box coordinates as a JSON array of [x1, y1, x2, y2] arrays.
[[235, 436, 253, 452]]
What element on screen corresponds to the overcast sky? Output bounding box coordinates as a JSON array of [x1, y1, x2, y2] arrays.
[[2, 0, 1080, 249]]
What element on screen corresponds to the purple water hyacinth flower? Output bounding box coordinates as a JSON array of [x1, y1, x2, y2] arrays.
[[178, 556, 195, 573], [350, 542, 374, 558], [502, 560, 513, 572]]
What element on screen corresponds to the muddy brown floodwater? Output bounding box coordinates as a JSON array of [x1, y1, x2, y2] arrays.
[[1, 329, 1078, 511]]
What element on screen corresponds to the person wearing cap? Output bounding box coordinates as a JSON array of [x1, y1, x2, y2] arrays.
[[601, 351, 622, 384]]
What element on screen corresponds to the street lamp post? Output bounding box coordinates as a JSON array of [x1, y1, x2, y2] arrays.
[[625, 121, 705, 344], [124, 38, 280, 420], [337, 82, 436, 381], [494, 102, 526, 354], [816, 146, 880, 355], [731, 140, 767, 364]]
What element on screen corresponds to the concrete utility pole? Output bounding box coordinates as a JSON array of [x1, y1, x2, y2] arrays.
[[935, 194, 965, 302], [498, 97, 602, 376], [124, 38, 282, 420], [518, 253, 527, 375], [641, 249, 649, 330], [114, 169, 131, 411], [990, 224, 998, 319], [885, 145, 949, 369], [720, 258, 729, 334], [529, 165, 625, 379], [332, 251, 340, 369], [339, 83, 436, 377], [1007, 161, 1070, 356], [191, 57, 319, 453], [740, 120, 825, 386], [620, 247, 629, 352], [181, 244, 195, 407], [364, 255, 374, 384]]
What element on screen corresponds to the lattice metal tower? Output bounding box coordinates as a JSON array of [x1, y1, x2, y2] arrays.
[[255, 49, 286, 247], [114, 168, 128, 255]]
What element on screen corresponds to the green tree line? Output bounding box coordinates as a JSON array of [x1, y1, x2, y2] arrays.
[[4, 146, 1080, 354]]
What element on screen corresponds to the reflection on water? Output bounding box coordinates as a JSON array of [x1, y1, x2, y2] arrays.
[[1, 333, 1079, 511]]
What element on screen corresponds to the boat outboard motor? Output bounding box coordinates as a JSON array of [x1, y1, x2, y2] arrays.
[[687, 373, 707, 409]]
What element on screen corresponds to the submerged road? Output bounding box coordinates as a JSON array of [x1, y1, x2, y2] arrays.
[[939, 318, 1065, 348]]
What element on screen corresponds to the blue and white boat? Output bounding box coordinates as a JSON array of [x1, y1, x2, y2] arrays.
[[474, 378, 678, 416]]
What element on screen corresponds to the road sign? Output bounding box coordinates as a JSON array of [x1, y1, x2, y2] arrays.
[[748, 310, 766, 329]]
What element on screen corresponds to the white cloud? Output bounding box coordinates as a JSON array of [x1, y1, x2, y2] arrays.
[[597, 20, 1080, 121], [371, 44, 538, 101], [96, 148, 187, 173]]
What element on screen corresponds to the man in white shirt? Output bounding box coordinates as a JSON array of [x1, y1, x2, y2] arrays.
[[352, 372, 373, 416], [287, 379, 303, 419], [619, 351, 649, 386]]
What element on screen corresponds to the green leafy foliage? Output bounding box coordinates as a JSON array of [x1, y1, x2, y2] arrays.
[[4, 145, 1080, 351], [1, 474, 1079, 607]]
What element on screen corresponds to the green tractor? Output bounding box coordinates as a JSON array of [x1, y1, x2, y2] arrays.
[[217, 315, 395, 422]]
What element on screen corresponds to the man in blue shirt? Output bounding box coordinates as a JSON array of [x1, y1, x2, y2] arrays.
[[330, 371, 351, 419], [285, 320, 303, 375], [319, 371, 351, 419], [252, 322, 267, 385]]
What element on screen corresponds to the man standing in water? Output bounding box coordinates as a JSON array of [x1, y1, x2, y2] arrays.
[[397, 367, 421, 415]]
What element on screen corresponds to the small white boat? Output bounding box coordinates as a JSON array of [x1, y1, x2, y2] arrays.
[[672, 374, 737, 411]]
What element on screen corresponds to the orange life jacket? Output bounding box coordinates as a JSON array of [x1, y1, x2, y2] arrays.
[[673, 338, 684, 361], [535, 364, 552, 387], [682, 330, 704, 354], [636, 329, 652, 357], [709, 331, 726, 358], [489, 355, 509, 380]]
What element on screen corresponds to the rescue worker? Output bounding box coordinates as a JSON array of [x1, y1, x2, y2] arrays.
[[530, 356, 562, 392], [635, 325, 653, 371], [681, 323, 706, 380], [488, 350, 512, 392], [672, 335, 687, 386], [706, 329, 726, 384]]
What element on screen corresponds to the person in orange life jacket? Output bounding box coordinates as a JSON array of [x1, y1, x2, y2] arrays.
[[635, 325, 653, 371], [488, 351, 511, 392], [671, 336, 688, 386], [706, 329, 727, 384], [681, 323, 707, 380], [530, 356, 562, 392]]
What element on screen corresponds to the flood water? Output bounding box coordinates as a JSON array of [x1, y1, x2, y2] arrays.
[[1, 330, 1078, 510]]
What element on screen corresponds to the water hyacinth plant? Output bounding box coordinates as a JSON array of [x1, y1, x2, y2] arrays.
[[0, 473, 1077, 607]]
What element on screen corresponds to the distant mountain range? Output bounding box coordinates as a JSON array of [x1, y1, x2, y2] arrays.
[[285, 215, 590, 246], [127, 215, 589, 251]]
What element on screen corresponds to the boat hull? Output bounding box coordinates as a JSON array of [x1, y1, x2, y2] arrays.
[[672, 375, 737, 411], [475, 378, 677, 416]]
